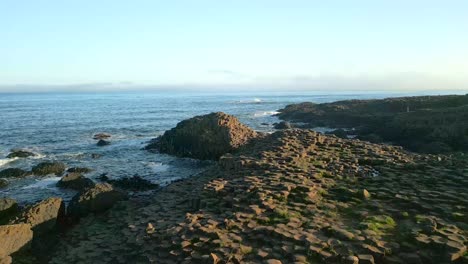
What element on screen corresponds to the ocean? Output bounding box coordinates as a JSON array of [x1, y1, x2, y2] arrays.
[[0, 90, 463, 204]]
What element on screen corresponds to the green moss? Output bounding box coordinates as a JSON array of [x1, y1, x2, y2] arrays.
[[361, 215, 397, 235]]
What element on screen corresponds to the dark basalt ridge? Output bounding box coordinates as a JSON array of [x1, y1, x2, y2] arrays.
[[277, 95, 468, 153]]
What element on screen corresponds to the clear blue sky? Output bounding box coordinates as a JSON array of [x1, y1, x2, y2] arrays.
[[1, 0, 467, 91]]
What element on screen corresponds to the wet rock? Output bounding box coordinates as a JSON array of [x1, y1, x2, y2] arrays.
[[0, 168, 30, 178], [274, 121, 292, 130], [93, 133, 111, 140], [57, 173, 95, 191], [11, 197, 65, 235], [0, 198, 18, 223], [328, 129, 348, 139], [90, 153, 102, 159], [0, 179, 8, 188], [0, 224, 33, 257], [6, 149, 35, 158], [68, 183, 127, 217], [102, 175, 159, 191], [31, 162, 66, 176], [67, 167, 93, 174], [97, 139, 111, 146], [146, 112, 258, 160]]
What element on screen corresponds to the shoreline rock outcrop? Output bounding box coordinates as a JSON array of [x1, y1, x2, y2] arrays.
[[277, 95, 468, 153], [57, 173, 95, 191], [0, 224, 33, 258], [31, 162, 66, 176], [68, 183, 127, 218], [6, 149, 36, 159], [145, 112, 259, 160], [0, 168, 31, 178], [11, 197, 65, 235]]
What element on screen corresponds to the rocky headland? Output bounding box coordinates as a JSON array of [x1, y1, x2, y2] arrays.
[[276, 95, 468, 153], [1, 110, 467, 264]]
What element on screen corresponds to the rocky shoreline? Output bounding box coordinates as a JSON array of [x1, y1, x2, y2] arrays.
[[1, 109, 467, 263], [276, 95, 468, 154]]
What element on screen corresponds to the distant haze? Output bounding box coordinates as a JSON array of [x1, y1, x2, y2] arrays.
[[1, 1, 467, 92]]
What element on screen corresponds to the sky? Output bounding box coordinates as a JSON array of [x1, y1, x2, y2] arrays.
[[1, 0, 468, 92]]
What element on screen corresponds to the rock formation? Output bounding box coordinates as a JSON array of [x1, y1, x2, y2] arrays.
[[6, 149, 36, 159], [0, 168, 30, 178], [11, 197, 65, 235], [68, 183, 127, 217], [277, 95, 468, 153], [146, 112, 259, 160], [0, 224, 33, 258], [31, 162, 66, 176], [57, 173, 95, 191]]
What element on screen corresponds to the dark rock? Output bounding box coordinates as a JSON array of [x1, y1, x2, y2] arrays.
[[6, 149, 35, 158], [0, 168, 30, 178], [328, 129, 348, 138], [68, 183, 127, 217], [102, 175, 159, 191], [32, 162, 66, 176], [11, 197, 65, 235], [57, 173, 95, 191], [67, 167, 93, 174], [93, 133, 111, 140], [0, 224, 33, 257], [0, 198, 18, 223], [146, 112, 259, 160], [97, 139, 111, 146], [90, 153, 102, 159], [274, 121, 292, 129], [0, 179, 8, 188], [277, 95, 468, 153]]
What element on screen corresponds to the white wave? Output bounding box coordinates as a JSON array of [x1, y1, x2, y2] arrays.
[[0, 157, 18, 167], [21, 177, 61, 189], [146, 162, 170, 172], [31, 153, 46, 159], [253, 111, 280, 117], [236, 98, 263, 104]]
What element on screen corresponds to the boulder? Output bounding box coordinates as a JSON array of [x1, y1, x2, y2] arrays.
[[6, 149, 35, 159], [93, 133, 111, 140], [274, 121, 292, 129], [57, 173, 95, 191], [101, 175, 159, 191], [11, 197, 65, 235], [0, 224, 33, 257], [0, 168, 30, 178], [90, 153, 102, 159], [0, 179, 8, 188], [31, 162, 66, 176], [0, 198, 18, 223], [146, 112, 258, 160], [68, 183, 127, 217], [97, 139, 111, 146]]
